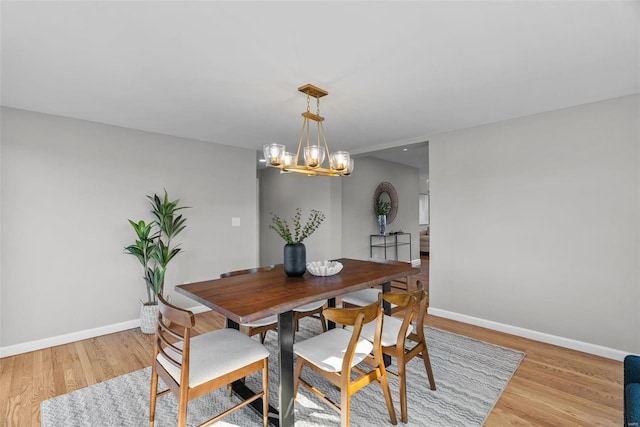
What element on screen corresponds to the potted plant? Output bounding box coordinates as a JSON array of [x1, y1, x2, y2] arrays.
[[269, 208, 325, 277], [375, 199, 391, 235], [124, 190, 189, 333]]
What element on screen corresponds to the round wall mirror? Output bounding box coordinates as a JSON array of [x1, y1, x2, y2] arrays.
[[373, 182, 398, 224]]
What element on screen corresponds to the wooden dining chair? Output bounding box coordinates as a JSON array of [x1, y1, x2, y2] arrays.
[[293, 295, 397, 427], [354, 280, 436, 423], [221, 266, 279, 343], [149, 294, 269, 427], [294, 300, 327, 333], [341, 287, 405, 314]]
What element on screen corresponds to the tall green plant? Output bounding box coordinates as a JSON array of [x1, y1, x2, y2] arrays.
[[124, 190, 189, 305]]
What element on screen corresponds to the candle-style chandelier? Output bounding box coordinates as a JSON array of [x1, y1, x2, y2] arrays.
[[263, 84, 353, 177]]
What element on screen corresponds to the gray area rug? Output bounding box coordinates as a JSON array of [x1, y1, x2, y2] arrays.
[[41, 319, 525, 426]]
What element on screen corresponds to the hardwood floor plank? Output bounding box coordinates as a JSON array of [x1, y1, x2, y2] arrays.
[[31, 350, 45, 426], [486, 405, 541, 427], [74, 340, 97, 386], [1, 356, 17, 427]]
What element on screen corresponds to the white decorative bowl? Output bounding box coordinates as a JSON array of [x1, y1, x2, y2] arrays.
[[306, 260, 343, 276]]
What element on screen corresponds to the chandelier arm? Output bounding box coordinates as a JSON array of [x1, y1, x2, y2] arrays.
[[284, 167, 342, 177], [305, 116, 310, 150], [295, 116, 308, 164], [306, 92, 312, 151], [315, 94, 323, 162], [319, 121, 334, 170]]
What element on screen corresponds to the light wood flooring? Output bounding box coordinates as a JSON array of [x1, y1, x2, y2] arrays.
[[0, 256, 623, 426]]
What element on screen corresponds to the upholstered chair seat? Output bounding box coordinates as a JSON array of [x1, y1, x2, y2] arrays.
[[294, 328, 373, 372], [240, 315, 278, 329], [347, 315, 413, 348], [157, 328, 269, 387], [341, 288, 397, 309]]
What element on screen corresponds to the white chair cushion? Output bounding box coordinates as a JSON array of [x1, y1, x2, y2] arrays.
[[157, 328, 269, 388], [294, 328, 373, 373], [293, 300, 326, 312], [341, 289, 397, 309], [241, 314, 278, 328], [346, 315, 414, 347]]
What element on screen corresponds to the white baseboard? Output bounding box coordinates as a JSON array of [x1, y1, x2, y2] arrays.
[[428, 307, 629, 361], [0, 304, 212, 358]]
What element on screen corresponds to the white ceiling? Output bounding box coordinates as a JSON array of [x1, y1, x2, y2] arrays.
[[2, 1, 639, 177]]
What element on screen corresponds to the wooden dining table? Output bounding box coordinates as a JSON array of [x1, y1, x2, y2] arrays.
[[175, 257, 420, 427]]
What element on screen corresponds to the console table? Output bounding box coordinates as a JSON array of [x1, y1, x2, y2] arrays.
[[370, 232, 412, 262]]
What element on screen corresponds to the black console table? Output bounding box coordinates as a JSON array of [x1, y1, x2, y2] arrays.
[[369, 233, 412, 262]]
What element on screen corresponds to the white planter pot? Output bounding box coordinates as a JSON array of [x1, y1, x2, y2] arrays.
[[140, 303, 159, 334]]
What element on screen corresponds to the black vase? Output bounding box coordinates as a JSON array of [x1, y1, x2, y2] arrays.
[[284, 243, 306, 277]]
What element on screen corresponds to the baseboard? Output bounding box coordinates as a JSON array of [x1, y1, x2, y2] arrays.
[[428, 307, 629, 361], [0, 304, 212, 358]]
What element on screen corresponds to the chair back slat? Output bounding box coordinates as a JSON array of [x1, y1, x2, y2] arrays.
[[381, 291, 413, 307], [155, 295, 194, 372], [157, 326, 184, 367], [158, 317, 184, 341], [324, 295, 380, 326], [157, 344, 183, 369], [158, 296, 195, 328]]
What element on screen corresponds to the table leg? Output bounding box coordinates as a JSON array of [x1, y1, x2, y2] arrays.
[[327, 297, 336, 329], [381, 281, 392, 366], [226, 318, 239, 330], [278, 310, 295, 427]]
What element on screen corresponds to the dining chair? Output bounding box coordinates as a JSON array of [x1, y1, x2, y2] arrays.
[[340, 272, 411, 313], [294, 300, 327, 333], [221, 266, 279, 343], [352, 280, 436, 423], [341, 287, 397, 310], [293, 294, 398, 427], [149, 294, 269, 427], [222, 266, 327, 338]]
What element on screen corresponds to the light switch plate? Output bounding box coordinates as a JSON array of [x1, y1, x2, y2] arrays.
[[232, 217, 241, 227]]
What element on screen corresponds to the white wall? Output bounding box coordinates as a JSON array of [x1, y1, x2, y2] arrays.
[[259, 167, 342, 266], [429, 94, 640, 354], [0, 108, 259, 349], [341, 157, 420, 261]]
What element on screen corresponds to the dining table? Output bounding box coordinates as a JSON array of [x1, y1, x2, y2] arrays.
[[175, 257, 420, 427]]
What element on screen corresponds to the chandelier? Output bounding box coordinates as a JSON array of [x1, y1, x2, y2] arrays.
[[263, 84, 353, 177]]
